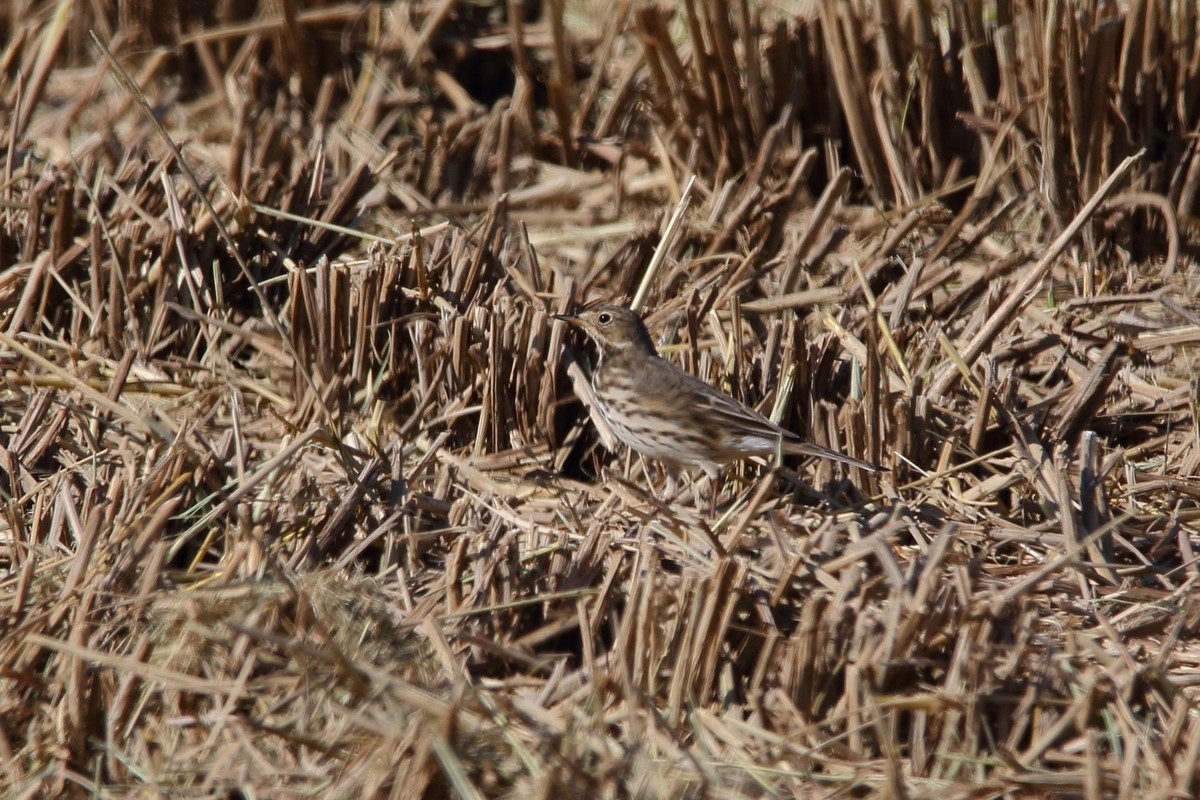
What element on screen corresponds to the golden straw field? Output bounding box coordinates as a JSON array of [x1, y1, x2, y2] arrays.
[[2, 1, 1199, 797]]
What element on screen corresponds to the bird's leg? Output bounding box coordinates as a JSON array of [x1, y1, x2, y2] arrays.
[[637, 455, 656, 492], [662, 470, 681, 501], [703, 467, 722, 517]]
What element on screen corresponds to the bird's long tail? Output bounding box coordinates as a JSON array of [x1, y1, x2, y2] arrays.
[[783, 440, 883, 472]]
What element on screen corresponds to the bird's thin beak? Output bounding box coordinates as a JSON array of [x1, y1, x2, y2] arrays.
[[553, 313, 581, 326]]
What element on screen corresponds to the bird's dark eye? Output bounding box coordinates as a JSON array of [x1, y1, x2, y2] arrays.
[[597, 312, 612, 324]]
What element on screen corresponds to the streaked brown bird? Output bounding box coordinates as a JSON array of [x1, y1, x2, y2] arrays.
[[555, 305, 880, 490]]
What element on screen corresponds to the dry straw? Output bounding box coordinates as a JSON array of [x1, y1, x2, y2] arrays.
[[1, 1, 1199, 797]]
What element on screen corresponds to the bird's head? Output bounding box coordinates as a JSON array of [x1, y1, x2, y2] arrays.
[[554, 305, 657, 356]]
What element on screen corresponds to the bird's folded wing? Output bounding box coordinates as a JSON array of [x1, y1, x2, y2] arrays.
[[651, 356, 882, 471], [649, 359, 786, 439]]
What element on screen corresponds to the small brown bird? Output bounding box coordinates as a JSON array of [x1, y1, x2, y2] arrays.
[[555, 305, 880, 488]]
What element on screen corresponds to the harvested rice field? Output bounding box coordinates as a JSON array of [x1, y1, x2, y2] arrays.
[[2, 1, 1200, 797]]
